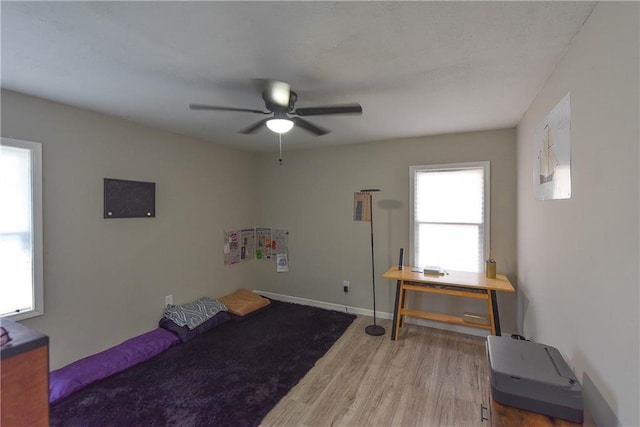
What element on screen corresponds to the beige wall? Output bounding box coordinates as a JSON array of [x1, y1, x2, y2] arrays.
[[1, 90, 256, 369], [2, 87, 518, 366], [252, 128, 517, 335], [516, 3, 639, 426]]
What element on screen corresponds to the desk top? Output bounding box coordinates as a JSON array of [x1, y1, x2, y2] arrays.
[[383, 266, 515, 293]]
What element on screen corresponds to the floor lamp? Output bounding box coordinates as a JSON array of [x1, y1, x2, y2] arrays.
[[361, 188, 385, 336]]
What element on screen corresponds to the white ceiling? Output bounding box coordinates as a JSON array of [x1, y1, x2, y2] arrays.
[[1, 1, 596, 152]]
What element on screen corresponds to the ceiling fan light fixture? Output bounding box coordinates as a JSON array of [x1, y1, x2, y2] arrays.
[[189, 79, 361, 136], [266, 118, 294, 134]]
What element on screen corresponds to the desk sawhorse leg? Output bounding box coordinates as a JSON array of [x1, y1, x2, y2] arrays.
[[390, 282, 503, 340], [489, 290, 501, 336], [391, 280, 409, 341], [391, 280, 401, 340]]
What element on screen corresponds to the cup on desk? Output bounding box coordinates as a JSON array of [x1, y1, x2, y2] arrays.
[[485, 259, 496, 279]]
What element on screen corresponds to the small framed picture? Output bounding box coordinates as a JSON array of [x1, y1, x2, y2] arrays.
[[104, 178, 156, 218]]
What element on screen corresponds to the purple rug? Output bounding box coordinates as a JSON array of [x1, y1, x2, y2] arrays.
[[50, 300, 356, 426]]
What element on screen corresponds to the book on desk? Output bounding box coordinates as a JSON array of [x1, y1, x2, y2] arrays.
[[411, 266, 446, 276]]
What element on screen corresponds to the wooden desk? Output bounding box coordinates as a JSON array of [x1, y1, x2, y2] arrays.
[[383, 266, 515, 340]]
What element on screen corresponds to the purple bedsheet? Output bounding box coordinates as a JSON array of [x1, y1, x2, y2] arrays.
[[49, 327, 180, 404]]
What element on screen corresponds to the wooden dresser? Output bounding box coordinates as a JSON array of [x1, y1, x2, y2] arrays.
[[484, 380, 593, 426], [488, 397, 588, 427], [1, 318, 49, 427]]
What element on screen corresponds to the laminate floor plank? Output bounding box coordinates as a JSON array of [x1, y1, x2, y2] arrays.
[[262, 314, 489, 427]]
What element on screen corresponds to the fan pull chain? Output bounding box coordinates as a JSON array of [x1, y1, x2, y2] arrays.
[[279, 133, 283, 165]]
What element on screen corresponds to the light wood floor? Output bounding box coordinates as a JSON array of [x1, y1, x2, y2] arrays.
[[261, 315, 490, 427]]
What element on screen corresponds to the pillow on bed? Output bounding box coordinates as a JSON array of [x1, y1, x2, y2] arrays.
[[163, 297, 227, 329], [227, 303, 271, 322], [159, 310, 231, 342], [219, 289, 271, 318]]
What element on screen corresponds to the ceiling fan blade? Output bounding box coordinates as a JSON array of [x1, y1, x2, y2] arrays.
[[291, 117, 330, 136], [189, 104, 268, 114], [293, 104, 362, 117], [239, 118, 270, 134]]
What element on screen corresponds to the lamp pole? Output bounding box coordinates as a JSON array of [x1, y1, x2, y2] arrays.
[[362, 189, 385, 336]]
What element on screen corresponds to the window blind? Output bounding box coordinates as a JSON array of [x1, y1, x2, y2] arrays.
[[412, 164, 488, 272]]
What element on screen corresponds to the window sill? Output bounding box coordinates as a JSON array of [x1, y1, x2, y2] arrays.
[[1, 309, 44, 322]]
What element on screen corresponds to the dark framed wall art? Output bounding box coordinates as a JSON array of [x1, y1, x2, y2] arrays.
[[104, 178, 156, 219]]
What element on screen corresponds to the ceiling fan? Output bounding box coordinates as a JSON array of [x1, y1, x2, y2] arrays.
[[189, 80, 362, 136]]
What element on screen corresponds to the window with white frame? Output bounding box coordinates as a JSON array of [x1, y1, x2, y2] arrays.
[[1, 137, 43, 320], [409, 162, 490, 273]]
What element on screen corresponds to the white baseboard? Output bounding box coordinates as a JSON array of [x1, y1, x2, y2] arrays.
[[254, 290, 392, 319], [254, 290, 488, 338]]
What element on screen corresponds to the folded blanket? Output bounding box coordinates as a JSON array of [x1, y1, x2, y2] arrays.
[[163, 297, 227, 329], [159, 311, 231, 342]]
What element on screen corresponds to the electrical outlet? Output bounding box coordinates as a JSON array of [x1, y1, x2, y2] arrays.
[[165, 294, 173, 306], [343, 280, 349, 293]]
